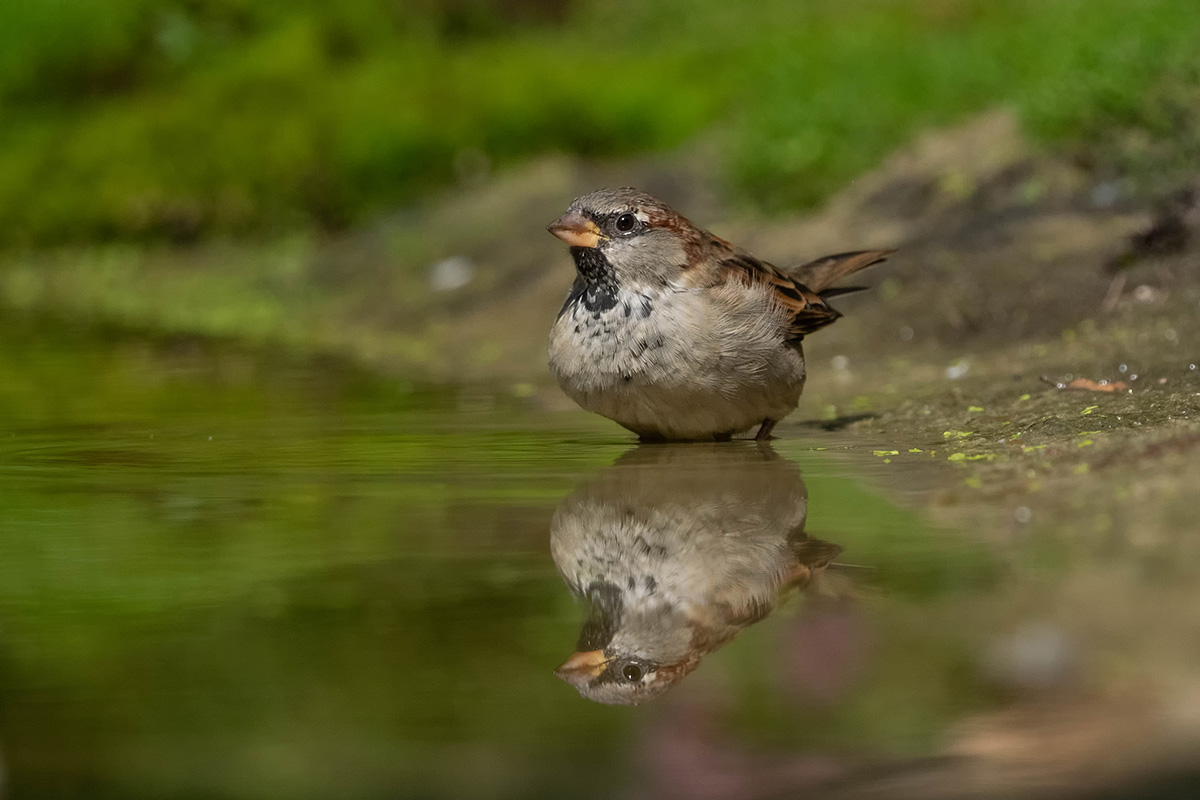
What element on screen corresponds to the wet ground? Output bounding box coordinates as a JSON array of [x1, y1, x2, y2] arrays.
[[2, 318, 1199, 800]]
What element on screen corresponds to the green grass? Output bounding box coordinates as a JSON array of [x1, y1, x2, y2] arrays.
[[2, 0, 1199, 244]]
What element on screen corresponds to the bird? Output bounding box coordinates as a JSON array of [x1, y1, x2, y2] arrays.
[[550, 443, 844, 705], [546, 188, 893, 442]]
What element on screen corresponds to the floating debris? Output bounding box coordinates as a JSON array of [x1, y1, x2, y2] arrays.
[[948, 452, 995, 462], [1040, 376, 1130, 392]]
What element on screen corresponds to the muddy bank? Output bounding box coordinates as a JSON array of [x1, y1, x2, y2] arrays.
[[426, 111, 1200, 510]]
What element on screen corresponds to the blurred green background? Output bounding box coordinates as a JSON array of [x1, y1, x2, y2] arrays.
[[3, 0, 1199, 246]]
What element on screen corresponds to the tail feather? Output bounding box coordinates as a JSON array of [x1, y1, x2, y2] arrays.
[[783, 537, 846, 587], [817, 285, 868, 299], [790, 249, 895, 294], [790, 537, 844, 569]]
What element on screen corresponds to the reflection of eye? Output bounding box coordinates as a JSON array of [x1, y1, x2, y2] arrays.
[[615, 213, 637, 233], [622, 662, 644, 682]]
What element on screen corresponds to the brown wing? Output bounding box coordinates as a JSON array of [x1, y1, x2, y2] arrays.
[[717, 249, 846, 342]]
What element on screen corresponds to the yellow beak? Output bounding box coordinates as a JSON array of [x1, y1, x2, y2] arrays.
[[547, 212, 602, 248], [554, 649, 607, 682]]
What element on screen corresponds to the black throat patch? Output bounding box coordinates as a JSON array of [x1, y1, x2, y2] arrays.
[[576, 581, 623, 651], [559, 246, 619, 317]]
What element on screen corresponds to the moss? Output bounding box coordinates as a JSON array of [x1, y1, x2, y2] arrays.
[[3, 0, 1200, 243]]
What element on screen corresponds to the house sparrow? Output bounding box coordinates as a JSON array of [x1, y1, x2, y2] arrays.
[[547, 188, 893, 442], [551, 443, 843, 705]]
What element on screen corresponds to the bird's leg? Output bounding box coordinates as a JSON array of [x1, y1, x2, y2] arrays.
[[755, 419, 778, 441], [753, 440, 781, 461]]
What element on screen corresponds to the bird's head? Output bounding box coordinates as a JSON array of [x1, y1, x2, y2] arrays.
[[554, 581, 698, 706], [547, 188, 711, 291]]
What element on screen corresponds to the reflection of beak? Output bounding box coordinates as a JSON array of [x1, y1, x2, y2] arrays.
[[547, 212, 602, 248], [554, 650, 607, 685]]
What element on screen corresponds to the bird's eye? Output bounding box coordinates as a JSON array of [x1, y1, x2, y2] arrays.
[[622, 663, 643, 682], [615, 213, 637, 233]]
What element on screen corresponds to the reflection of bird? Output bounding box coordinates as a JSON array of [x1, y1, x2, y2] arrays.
[[551, 443, 842, 705], [546, 188, 892, 442]]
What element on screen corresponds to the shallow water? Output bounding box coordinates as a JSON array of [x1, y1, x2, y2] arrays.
[[0, 320, 1196, 799]]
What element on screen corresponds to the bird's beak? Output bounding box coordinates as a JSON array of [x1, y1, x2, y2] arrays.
[[547, 212, 602, 248], [554, 649, 607, 684]]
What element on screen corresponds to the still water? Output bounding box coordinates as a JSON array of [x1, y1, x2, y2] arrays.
[[0, 320, 1196, 799]]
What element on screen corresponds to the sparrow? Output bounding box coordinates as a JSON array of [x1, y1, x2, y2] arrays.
[[550, 443, 844, 705], [546, 188, 893, 442]]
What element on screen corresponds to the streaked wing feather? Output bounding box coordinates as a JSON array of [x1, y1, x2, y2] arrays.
[[717, 250, 842, 342]]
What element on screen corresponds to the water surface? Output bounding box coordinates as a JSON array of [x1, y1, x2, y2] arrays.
[[0, 319, 1193, 799]]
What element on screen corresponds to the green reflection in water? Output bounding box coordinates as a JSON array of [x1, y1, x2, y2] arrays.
[[0, 318, 996, 799]]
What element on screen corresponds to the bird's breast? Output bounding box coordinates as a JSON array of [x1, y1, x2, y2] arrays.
[[547, 282, 807, 439], [548, 287, 666, 388]]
